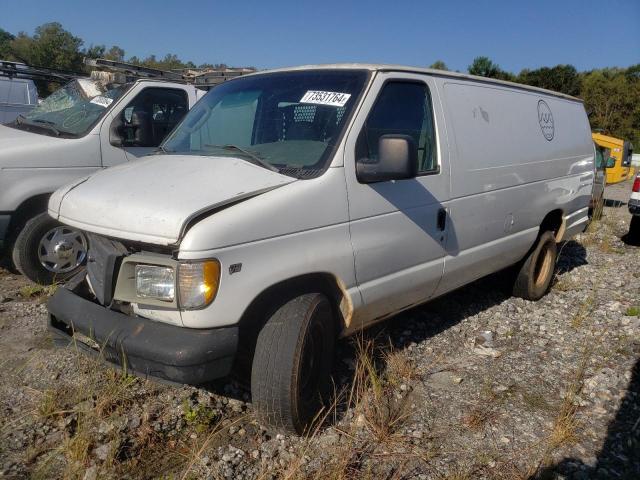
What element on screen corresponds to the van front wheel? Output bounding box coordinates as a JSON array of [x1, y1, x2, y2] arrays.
[[512, 230, 557, 301], [12, 213, 87, 285], [251, 293, 336, 434]]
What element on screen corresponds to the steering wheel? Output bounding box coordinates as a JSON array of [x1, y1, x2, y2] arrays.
[[62, 110, 88, 129]]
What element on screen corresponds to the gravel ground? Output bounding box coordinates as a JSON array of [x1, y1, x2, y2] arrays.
[[0, 181, 639, 480]]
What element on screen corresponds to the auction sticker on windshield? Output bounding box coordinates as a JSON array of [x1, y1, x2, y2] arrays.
[[300, 91, 351, 107], [90, 96, 114, 108]]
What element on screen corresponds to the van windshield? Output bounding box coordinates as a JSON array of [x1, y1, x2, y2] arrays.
[[12, 79, 129, 138], [162, 70, 369, 178]]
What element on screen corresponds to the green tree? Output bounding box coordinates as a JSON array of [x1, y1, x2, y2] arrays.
[[517, 64, 581, 96], [581, 68, 640, 146], [84, 44, 106, 59], [468, 56, 500, 77], [9, 22, 84, 72], [104, 46, 125, 62], [468, 56, 513, 80], [0, 28, 15, 59], [429, 60, 448, 71]]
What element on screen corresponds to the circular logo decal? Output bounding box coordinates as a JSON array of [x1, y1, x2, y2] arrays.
[[537, 100, 554, 141]]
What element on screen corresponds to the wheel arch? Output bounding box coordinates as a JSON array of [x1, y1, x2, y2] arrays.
[[540, 209, 564, 241], [239, 272, 351, 334], [233, 272, 351, 378], [6, 193, 52, 243]]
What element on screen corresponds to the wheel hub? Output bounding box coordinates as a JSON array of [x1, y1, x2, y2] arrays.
[[38, 227, 88, 274]]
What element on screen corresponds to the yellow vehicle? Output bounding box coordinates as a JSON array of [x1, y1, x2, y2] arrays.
[[592, 132, 635, 184]]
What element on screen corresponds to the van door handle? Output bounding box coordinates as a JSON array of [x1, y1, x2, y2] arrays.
[[437, 208, 447, 231]]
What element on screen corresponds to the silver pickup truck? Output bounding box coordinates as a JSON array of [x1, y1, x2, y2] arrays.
[[47, 64, 594, 434], [0, 76, 204, 283]]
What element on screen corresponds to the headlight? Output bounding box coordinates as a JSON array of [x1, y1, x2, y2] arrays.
[[135, 265, 175, 302], [178, 260, 220, 309]]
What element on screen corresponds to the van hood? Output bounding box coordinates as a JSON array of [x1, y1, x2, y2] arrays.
[[49, 155, 296, 245]]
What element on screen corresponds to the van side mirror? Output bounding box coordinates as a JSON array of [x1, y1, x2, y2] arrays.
[[356, 135, 418, 183], [109, 115, 124, 147], [606, 157, 616, 168]]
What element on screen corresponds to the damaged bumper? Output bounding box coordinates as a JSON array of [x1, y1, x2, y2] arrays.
[[47, 287, 238, 385]]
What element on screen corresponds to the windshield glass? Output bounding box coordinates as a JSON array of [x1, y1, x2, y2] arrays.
[[15, 79, 129, 137], [162, 70, 369, 178]]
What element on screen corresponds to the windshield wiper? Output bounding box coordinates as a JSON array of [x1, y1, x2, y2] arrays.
[[18, 118, 61, 136], [205, 144, 279, 173]]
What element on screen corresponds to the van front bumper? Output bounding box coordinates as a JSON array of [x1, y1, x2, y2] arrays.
[[47, 287, 238, 385]]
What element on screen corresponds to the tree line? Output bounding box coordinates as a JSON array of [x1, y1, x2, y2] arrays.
[[1, 23, 637, 145]]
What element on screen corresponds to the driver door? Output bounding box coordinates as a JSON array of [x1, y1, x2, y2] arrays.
[[344, 73, 451, 326]]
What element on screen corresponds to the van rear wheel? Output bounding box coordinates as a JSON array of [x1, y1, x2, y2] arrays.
[[12, 213, 87, 285], [251, 293, 336, 434], [512, 230, 557, 301]]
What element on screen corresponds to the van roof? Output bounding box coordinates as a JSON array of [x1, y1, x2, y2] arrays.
[[250, 63, 583, 103]]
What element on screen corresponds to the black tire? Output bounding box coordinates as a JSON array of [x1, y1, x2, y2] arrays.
[[251, 293, 336, 434], [513, 230, 557, 301], [11, 213, 87, 284], [628, 216, 640, 245]]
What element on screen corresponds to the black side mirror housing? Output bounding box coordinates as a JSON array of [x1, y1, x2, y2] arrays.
[[109, 115, 124, 147], [356, 134, 418, 183]]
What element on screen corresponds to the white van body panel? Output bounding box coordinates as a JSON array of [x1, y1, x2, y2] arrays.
[[432, 77, 593, 294], [342, 71, 451, 330], [178, 167, 358, 328], [0, 124, 101, 210]]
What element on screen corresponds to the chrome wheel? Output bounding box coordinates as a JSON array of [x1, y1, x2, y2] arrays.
[[37, 226, 87, 274]]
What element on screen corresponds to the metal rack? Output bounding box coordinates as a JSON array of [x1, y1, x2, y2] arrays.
[[1, 58, 256, 89], [0, 60, 85, 83], [85, 58, 255, 87]]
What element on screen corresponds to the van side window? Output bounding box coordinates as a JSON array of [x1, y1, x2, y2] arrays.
[[120, 88, 188, 147], [357, 81, 437, 173]]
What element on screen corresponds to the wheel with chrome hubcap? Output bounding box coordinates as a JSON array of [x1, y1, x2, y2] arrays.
[[12, 213, 87, 284], [37, 226, 87, 274]]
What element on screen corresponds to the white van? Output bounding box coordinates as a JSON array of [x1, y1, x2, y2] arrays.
[[47, 65, 594, 433], [0, 76, 204, 283]]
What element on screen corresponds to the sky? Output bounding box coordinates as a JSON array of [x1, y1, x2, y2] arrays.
[[1, 0, 639, 73]]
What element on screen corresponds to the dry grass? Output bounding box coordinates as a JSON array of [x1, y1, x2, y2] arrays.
[[18, 283, 58, 299], [570, 292, 596, 329], [257, 336, 431, 480], [526, 344, 593, 478], [552, 275, 578, 292], [23, 340, 192, 479]]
